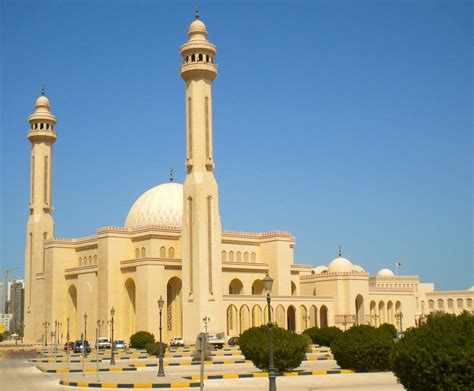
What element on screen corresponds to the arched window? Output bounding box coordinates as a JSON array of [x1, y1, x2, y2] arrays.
[[88, 256, 92, 265], [168, 247, 175, 258], [467, 298, 472, 308], [457, 298, 463, 308], [437, 299, 444, 310], [228, 279, 243, 294], [251, 252, 256, 262], [160, 246, 166, 258], [447, 299, 454, 309], [251, 279, 264, 295], [191, 54, 195, 62], [135, 248, 140, 258], [141, 247, 146, 257], [428, 299, 434, 310], [236, 251, 242, 262], [93, 255, 97, 264], [79, 257, 82, 266], [198, 53, 203, 62], [229, 251, 234, 262], [221, 250, 227, 261], [244, 252, 249, 262]]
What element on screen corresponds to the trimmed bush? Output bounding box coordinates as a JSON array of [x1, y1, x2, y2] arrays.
[[130, 331, 155, 349], [391, 311, 474, 391], [331, 325, 393, 371], [378, 323, 397, 339], [145, 342, 168, 356], [303, 326, 343, 347], [239, 325, 310, 372]]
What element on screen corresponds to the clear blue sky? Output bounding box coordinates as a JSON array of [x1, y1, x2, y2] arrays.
[[1, 0, 472, 290]]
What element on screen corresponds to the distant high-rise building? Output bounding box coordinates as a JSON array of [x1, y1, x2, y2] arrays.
[[0, 282, 5, 314], [9, 280, 25, 333]]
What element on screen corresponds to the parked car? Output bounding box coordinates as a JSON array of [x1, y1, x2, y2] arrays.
[[170, 337, 185, 347], [113, 340, 127, 349], [208, 333, 225, 349], [73, 340, 91, 353], [228, 336, 239, 346], [95, 337, 111, 349], [64, 341, 74, 351]]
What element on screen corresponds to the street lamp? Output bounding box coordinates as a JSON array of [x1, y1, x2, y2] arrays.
[[157, 296, 165, 377], [371, 313, 379, 327], [110, 307, 116, 365], [84, 313, 88, 341], [43, 322, 50, 347], [57, 321, 62, 352], [395, 312, 403, 334], [262, 272, 276, 391], [97, 320, 104, 339]]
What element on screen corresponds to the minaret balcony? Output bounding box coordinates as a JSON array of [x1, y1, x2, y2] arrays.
[[28, 129, 57, 143], [180, 62, 217, 81]]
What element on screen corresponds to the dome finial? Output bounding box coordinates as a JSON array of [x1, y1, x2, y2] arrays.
[[338, 244, 342, 257], [169, 167, 174, 182], [195, 6, 200, 19]]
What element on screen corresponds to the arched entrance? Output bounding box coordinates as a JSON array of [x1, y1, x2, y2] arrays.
[[387, 301, 394, 324], [251, 280, 264, 295], [67, 285, 77, 340], [276, 305, 286, 327], [355, 295, 364, 325], [226, 305, 238, 336], [310, 305, 318, 328], [287, 305, 296, 331], [320, 305, 328, 328], [252, 305, 262, 327], [228, 279, 243, 294], [167, 277, 182, 339], [370, 301, 377, 326], [239, 305, 250, 333], [123, 278, 136, 339], [300, 305, 308, 330], [378, 301, 385, 324]]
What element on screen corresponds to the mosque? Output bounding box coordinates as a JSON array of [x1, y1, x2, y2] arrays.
[[23, 15, 473, 344]]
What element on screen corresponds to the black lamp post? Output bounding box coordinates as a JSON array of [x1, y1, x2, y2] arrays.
[[57, 321, 62, 351], [66, 317, 70, 345], [157, 296, 165, 377], [84, 313, 88, 341], [262, 272, 276, 391], [110, 307, 116, 365], [43, 322, 49, 347]]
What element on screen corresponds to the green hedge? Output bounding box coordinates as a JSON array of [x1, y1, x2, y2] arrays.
[[239, 325, 310, 372], [303, 326, 343, 347], [378, 323, 398, 339], [331, 325, 394, 371], [129, 331, 155, 349], [145, 342, 168, 356], [391, 312, 474, 391]]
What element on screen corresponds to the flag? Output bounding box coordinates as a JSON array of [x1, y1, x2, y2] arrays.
[[395, 262, 402, 267]]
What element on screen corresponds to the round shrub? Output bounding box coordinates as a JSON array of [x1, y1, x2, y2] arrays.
[[239, 325, 310, 372], [303, 326, 343, 347], [145, 342, 168, 356], [391, 311, 474, 391], [377, 323, 397, 339], [130, 331, 155, 349], [331, 325, 393, 371]]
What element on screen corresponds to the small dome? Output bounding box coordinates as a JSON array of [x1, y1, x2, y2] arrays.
[[353, 264, 365, 273], [313, 266, 328, 274], [125, 183, 183, 229], [188, 19, 207, 38], [328, 257, 353, 273], [35, 95, 50, 108], [377, 268, 395, 277]]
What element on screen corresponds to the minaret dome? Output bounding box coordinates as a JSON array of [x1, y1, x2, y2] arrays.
[[28, 90, 57, 142]]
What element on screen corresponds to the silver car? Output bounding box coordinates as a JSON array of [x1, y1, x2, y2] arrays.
[[113, 340, 127, 349]]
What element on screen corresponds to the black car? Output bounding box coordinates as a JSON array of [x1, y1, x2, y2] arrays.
[[73, 340, 91, 353]]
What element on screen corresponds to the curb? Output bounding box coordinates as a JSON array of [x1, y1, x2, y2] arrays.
[[29, 359, 102, 363], [129, 360, 251, 367], [185, 369, 354, 380], [59, 380, 200, 388], [38, 366, 138, 373]]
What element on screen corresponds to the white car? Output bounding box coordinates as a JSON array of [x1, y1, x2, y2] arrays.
[[170, 337, 185, 347], [95, 337, 111, 349]]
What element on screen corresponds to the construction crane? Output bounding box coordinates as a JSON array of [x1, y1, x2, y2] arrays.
[[2, 267, 19, 314]]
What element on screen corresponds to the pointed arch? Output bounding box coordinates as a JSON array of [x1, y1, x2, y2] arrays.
[[67, 284, 78, 340], [239, 305, 250, 333], [355, 294, 364, 325], [300, 305, 308, 330], [135, 248, 140, 258], [236, 251, 242, 262], [287, 305, 296, 331], [123, 278, 136, 338], [221, 250, 227, 261], [320, 305, 328, 328], [370, 301, 377, 326], [378, 301, 385, 324], [276, 305, 286, 328], [251, 252, 256, 262], [229, 251, 234, 261], [252, 305, 262, 327], [168, 247, 175, 258], [141, 247, 146, 257], [167, 277, 182, 339], [291, 281, 297, 296], [160, 246, 166, 258], [226, 305, 238, 336], [387, 301, 394, 324], [244, 252, 249, 262], [309, 305, 318, 328]]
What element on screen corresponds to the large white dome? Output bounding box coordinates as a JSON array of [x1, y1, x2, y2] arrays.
[[377, 268, 395, 277], [125, 183, 183, 229], [328, 257, 353, 273]]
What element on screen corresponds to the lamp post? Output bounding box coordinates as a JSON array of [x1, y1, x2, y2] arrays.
[[395, 312, 403, 334], [110, 307, 116, 365], [97, 320, 104, 339], [57, 321, 62, 351], [84, 313, 88, 342], [203, 316, 210, 334], [303, 315, 309, 330], [66, 317, 70, 369], [263, 272, 276, 391], [157, 296, 165, 377], [43, 322, 49, 347], [371, 313, 379, 327]]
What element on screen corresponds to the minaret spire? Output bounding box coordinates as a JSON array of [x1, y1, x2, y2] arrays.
[[169, 168, 174, 182], [195, 6, 200, 19], [338, 245, 342, 257]]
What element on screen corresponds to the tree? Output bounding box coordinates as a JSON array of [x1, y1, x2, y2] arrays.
[[303, 326, 343, 347], [129, 331, 155, 349]]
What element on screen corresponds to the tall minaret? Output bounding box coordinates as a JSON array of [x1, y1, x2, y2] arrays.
[[24, 90, 57, 343], [180, 13, 225, 339]]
